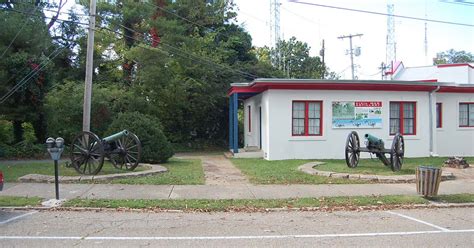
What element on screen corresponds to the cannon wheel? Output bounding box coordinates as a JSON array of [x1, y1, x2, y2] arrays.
[[70, 131, 105, 175], [109, 132, 142, 171], [345, 131, 361, 168], [390, 133, 405, 172]]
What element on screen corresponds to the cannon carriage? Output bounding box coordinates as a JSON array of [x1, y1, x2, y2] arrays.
[[70, 130, 142, 175], [345, 131, 405, 172]]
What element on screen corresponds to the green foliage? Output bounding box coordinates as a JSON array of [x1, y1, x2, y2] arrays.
[[433, 49, 474, 65], [45, 81, 147, 142], [0, 142, 45, 158], [271, 36, 325, 79], [106, 112, 174, 163], [0, 119, 13, 144]]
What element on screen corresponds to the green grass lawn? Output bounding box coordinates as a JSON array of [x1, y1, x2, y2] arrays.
[[231, 158, 363, 184], [0, 196, 43, 207], [0, 158, 204, 185], [0, 161, 144, 182], [316, 157, 474, 175], [1, 193, 473, 209], [109, 158, 205, 185], [62, 194, 474, 211], [231, 157, 473, 184]]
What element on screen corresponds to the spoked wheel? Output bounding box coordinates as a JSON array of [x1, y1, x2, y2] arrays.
[[390, 133, 405, 172], [345, 131, 361, 168], [109, 132, 142, 171], [70, 131, 104, 175]]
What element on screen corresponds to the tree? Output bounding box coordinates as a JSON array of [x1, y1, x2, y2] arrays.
[[0, 2, 55, 143], [433, 49, 474, 65], [270, 37, 325, 79]]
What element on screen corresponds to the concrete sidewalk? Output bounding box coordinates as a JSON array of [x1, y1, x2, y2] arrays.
[[1, 179, 473, 200]]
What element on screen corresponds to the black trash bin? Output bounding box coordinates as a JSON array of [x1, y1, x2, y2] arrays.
[[416, 166, 442, 197]]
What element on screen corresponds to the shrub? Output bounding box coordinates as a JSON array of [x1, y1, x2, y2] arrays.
[[106, 112, 174, 163]]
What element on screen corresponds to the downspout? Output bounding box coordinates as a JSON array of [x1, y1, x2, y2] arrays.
[[429, 85, 441, 156]]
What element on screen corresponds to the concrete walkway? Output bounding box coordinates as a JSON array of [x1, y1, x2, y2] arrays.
[[1, 179, 473, 200], [175, 154, 249, 185]]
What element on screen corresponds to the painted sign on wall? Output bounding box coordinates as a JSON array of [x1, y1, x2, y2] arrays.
[[332, 101, 383, 128]]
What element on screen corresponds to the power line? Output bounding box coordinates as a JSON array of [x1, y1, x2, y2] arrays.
[[289, 0, 474, 27], [0, 7, 90, 26], [0, 46, 68, 104], [2, 4, 260, 80]]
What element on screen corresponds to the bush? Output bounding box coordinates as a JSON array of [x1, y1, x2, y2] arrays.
[[106, 112, 174, 163], [0, 142, 46, 158]]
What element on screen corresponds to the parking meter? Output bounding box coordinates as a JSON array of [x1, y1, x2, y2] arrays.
[[46, 137, 64, 161], [45, 137, 64, 200]]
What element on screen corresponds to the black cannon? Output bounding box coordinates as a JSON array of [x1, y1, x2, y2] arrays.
[[345, 131, 404, 172], [70, 130, 142, 175]]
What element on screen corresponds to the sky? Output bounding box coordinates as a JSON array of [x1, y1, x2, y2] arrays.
[[233, 0, 474, 79]]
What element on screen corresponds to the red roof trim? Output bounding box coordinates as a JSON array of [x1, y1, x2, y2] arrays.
[[437, 63, 474, 69], [437, 87, 474, 93], [228, 81, 474, 96], [417, 79, 438, 82]]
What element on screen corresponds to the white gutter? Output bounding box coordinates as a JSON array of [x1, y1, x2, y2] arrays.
[[429, 85, 441, 156]]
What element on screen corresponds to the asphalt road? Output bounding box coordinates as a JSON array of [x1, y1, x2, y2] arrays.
[[0, 207, 473, 247]]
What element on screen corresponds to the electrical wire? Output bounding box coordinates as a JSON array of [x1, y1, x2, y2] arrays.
[[0, 46, 68, 104], [2, 4, 260, 80], [289, 0, 474, 27]]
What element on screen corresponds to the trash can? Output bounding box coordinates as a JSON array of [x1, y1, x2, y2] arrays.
[[416, 166, 442, 197]]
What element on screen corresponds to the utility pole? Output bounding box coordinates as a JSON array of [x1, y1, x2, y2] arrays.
[[82, 0, 97, 132], [378, 62, 389, 80], [338, 33, 363, 80]]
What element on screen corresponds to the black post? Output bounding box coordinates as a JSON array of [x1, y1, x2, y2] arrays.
[[54, 160, 59, 200]]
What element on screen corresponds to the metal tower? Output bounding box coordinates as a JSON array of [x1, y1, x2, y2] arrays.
[[386, 4, 396, 75], [270, 0, 281, 67], [424, 1, 428, 65]]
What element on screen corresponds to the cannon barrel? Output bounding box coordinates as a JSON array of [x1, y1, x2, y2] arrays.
[[103, 130, 129, 143], [364, 133, 384, 148]]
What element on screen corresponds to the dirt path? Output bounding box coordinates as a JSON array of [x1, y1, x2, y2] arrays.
[[175, 154, 249, 185]]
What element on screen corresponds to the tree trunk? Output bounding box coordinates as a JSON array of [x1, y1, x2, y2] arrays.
[[33, 113, 47, 143], [13, 120, 24, 144]]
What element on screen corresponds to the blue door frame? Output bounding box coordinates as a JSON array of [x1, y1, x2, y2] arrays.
[[229, 93, 239, 153]]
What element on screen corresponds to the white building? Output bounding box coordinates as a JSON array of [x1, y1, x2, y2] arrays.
[[228, 63, 474, 160]]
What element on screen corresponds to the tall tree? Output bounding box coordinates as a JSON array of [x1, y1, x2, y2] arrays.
[[0, 2, 55, 143]]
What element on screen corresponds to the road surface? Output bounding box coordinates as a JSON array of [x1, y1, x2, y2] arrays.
[[0, 207, 473, 247]]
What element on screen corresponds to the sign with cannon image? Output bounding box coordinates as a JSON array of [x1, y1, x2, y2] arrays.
[[332, 101, 382, 129], [70, 130, 142, 175]]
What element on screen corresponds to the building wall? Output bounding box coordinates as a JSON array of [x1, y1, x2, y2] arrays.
[[264, 89, 432, 160], [436, 93, 474, 156], [438, 66, 470, 84], [394, 65, 473, 84]]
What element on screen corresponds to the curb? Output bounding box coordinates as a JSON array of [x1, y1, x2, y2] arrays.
[[17, 163, 167, 183], [1, 202, 473, 213], [298, 162, 455, 183]]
